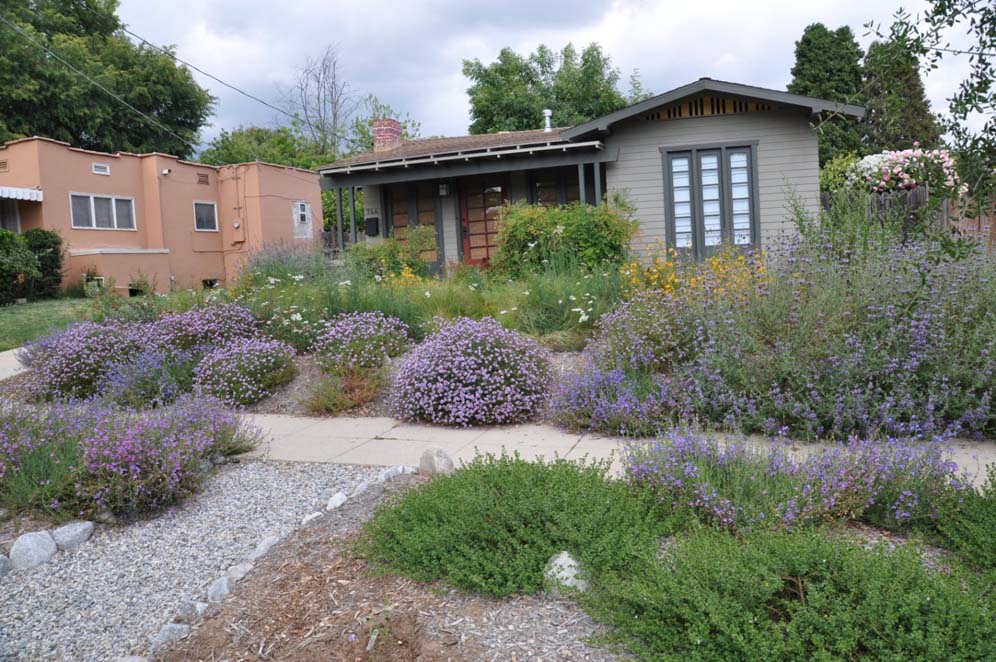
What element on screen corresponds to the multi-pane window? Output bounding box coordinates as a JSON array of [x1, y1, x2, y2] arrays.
[[194, 201, 218, 231], [462, 174, 507, 263], [664, 145, 757, 259], [529, 168, 581, 208], [70, 193, 135, 230]]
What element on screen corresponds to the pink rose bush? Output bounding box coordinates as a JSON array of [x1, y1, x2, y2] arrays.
[[847, 146, 964, 198], [313, 311, 409, 373], [193, 337, 297, 406], [391, 317, 552, 426]]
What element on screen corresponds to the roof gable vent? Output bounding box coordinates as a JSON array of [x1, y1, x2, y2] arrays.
[[197, 173, 210, 185], [0, 159, 8, 173], [92, 162, 110, 176]]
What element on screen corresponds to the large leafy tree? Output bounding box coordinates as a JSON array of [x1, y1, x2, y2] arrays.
[[0, 0, 213, 158], [198, 126, 322, 168], [462, 43, 643, 134], [874, 1, 996, 205], [862, 40, 941, 152], [788, 23, 866, 165]]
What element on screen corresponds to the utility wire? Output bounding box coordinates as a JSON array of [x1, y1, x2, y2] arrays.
[[0, 12, 197, 150], [117, 25, 297, 121]]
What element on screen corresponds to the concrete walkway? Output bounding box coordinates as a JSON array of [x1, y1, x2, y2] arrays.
[[247, 414, 624, 470], [247, 413, 996, 486], [0, 349, 23, 381]]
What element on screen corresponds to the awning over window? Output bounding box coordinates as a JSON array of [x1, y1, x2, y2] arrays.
[[0, 186, 43, 202]]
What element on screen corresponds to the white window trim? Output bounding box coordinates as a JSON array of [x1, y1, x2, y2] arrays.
[[68, 192, 137, 231], [92, 163, 111, 176], [193, 200, 219, 232]]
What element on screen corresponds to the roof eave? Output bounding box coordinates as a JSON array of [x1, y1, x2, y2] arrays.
[[560, 78, 866, 140]]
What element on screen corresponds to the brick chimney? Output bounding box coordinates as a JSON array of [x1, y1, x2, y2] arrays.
[[372, 118, 403, 152]]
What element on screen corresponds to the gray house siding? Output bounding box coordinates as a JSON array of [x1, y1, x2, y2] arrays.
[[603, 109, 819, 255]]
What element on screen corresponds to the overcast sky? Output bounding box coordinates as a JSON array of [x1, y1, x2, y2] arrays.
[[116, 0, 975, 147]]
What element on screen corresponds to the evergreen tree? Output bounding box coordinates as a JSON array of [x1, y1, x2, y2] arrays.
[[862, 40, 941, 152], [788, 23, 866, 165]]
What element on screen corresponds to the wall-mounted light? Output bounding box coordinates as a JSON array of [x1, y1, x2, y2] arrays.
[[438, 183, 449, 197], [232, 221, 241, 229]]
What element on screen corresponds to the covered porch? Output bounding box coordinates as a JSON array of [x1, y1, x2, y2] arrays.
[[320, 134, 616, 267], [0, 186, 44, 233]]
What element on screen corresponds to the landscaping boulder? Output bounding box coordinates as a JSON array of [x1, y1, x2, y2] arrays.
[[248, 534, 281, 561], [207, 575, 230, 603], [150, 623, 190, 651], [10, 531, 57, 570], [52, 521, 94, 550], [326, 492, 348, 510], [116, 657, 150, 662], [226, 562, 253, 583], [301, 511, 322, 525], [420, 447, 455, 476], [544, 551, 590, 596], [0, 553, 10, 578], [377, 465, 417, 482], [174, 601, 209, 624], [352, 480, 371, 497]]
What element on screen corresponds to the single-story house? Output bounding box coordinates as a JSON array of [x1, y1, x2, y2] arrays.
[[0, 136, 323, 293], [319, 78, 864, 264]]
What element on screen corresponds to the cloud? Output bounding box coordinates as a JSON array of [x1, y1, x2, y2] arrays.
[[116, 0, 978, 144]]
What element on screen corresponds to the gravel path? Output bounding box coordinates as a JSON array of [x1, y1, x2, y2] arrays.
[[0, 460, 376, 661]]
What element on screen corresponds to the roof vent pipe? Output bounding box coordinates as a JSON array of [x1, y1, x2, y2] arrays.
[[542, 108, 552, 133]]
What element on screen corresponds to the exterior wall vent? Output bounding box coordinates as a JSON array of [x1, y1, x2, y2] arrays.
[[0, 159, 8, 173], [197, 173, 210, 185], [92, 162, 111, 176]]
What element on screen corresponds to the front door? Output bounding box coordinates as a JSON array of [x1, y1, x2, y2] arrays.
[[460, 174, 508, 265]]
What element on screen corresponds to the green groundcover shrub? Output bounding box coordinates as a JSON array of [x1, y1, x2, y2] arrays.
[[21, 228, 63, 298], [591, 530, 996, 661], [362, 454, 669, 597], [492, 196, 637, 276]]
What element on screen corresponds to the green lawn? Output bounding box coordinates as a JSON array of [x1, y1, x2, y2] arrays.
[[0, 298, 90, 351]]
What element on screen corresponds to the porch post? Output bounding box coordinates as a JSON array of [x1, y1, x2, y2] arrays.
[[593, 161, 602, 204], [577, 163, 587, 204], [348, 186, 358, 244], [335, 187, 344, 252]]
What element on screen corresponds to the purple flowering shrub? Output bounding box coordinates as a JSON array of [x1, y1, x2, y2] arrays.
[[313, 312, 409, 373], [391, 317, 552, 426], [626, 430, 966, 533], [587, 291, 694, 373], [149, 303, 258, 351], [0, 396, 260, 517], [193, 337, 297, 406], [97, 348, 200, 409], [20, 321, 144, 400]]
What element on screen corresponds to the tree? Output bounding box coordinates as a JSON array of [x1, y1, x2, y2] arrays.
[[873, 2, 996, 205], [462, 43, 637, 134], [285, 44, 359, 160], [198, 126, 326, 168], [0, 0, 213, 159], [788, 23, 866, 165], [862, 40, 941, 152]]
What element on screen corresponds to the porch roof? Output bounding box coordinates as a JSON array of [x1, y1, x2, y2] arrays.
[[0, 186, 43, 202]]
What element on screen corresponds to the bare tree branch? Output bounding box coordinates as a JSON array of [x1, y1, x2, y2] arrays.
[[285, 44, 360, 159]]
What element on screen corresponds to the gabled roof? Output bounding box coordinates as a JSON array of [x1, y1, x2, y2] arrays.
[[319, 128, 572, 173], [561, 78, 866, 139]]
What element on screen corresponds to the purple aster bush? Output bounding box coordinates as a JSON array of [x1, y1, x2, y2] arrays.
[[193, 337, 297, 406], [21, 321, 145, 400], [626, 429, 966, 534], [149, 303, 258, 351], [313, 311, 409, 373], [391, 317, 552, 426], [588, 291, 695, 373], [0, 396, 260, 517]]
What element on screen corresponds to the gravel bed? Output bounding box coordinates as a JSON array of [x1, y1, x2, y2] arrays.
[[0, 460, 376, 661]]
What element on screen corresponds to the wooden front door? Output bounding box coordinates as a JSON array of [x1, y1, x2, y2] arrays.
[[460, 174, 508, 265]]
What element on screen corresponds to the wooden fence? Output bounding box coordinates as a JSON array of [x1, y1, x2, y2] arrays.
[[821, 186, 995, 251]]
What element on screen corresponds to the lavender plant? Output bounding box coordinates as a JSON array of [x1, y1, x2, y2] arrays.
[[391, 317, 552, 426], [193, 337, 297, 406], [626, 429, 967, 533], [97, 348, 199, 409], [0, 396, 259, 517], [313, 311, 409, 372]]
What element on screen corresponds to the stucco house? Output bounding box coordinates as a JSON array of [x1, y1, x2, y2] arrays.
[[0, 136, 322, 293], [319, 78, 864, 264]]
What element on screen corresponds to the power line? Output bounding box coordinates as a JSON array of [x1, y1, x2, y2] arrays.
[[117, 25, 297, 122], [0, 12, 197, 150]]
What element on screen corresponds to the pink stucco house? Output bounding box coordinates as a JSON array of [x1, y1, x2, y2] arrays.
[[0, 136, 322, 293]]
